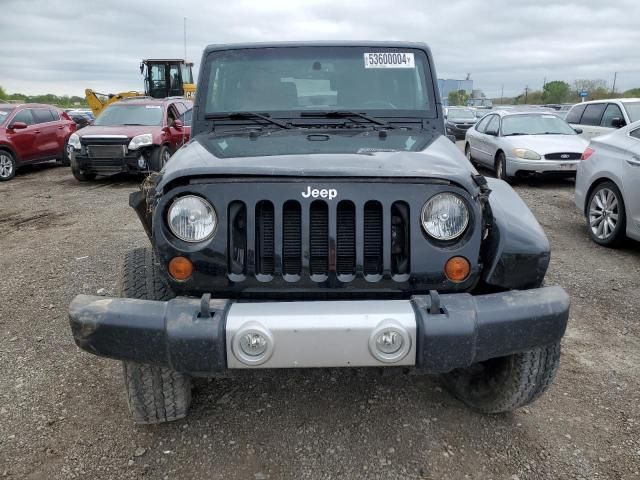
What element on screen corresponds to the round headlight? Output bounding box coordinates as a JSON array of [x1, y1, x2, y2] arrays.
[[167, 195, 217, 242], [421, 193, 469, 240]]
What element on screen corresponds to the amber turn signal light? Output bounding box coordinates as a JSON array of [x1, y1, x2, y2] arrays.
[[168, 256, 193, 281], [444, 256, 470, 282]]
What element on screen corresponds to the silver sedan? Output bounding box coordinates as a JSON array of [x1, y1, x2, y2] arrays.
[[464, 110, 588, 182], [575, 120, 640, 246]]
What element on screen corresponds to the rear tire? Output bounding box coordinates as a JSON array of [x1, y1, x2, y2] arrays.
[[464, 143, 475, 165], [586, 181, 626, 247], [118, 248, 192, 424], [70, 156, 96, 182], [0, 151, 17, 181], [148, 145, 171, 172], [57, 139, 72, 166], [440, 342, 561, 414]]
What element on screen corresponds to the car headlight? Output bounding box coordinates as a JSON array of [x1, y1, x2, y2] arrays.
[[421, 193, 469, 241], [128, 133, 153, 150], [512, 148, 541, 160], [167, 195, 217, 242], [68, 133, 81, 150]]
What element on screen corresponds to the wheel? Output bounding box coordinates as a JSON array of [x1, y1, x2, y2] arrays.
[[148, 145, 171, 172], [57, 138, 72, 166], [440, 342, 561, 414], [70, 157, 96, 182], [118, 247, 192, 424], [587, 181, 626, 247], [494, 151, 512, 183], [0, 151, 16, 181], [464, 143, 474, 164]]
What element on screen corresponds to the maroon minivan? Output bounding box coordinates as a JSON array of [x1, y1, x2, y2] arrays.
[[68, 97, 192, 181], [0, 103, 77, 181]]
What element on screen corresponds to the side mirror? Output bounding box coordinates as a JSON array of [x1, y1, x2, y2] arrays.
[[9, 121, 28, 130], [573, 127, 583, 134], [446, 134, 456, 143], [485, 129, 498, 136], [172, 119, 184, 130], [611, 117, 626, 128]]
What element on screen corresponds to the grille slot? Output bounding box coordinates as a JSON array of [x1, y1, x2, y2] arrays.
[[255, 201, 274, 275], [309, 201, 329, 275], [282, 201, 302, 275], [228, 201, 247, 275], [544, 152, 581, 160], [336, 201, 356, 275], [86, 145, 126, 158], [391, 202, 410, 275], [363, 201, 383, 275]]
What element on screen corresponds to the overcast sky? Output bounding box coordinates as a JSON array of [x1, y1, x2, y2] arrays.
[[1, 0, 639, 98]]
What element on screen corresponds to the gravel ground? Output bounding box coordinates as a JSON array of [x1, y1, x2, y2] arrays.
[[0, 156, 639, 480]]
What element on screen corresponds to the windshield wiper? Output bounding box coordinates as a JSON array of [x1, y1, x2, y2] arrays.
[[300, 111, 397, 129], [205, 112, 293, 129], [123, 123, 146, 126], [504, 132, 527, 136]]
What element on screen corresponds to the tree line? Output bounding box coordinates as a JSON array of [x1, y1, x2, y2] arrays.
[[0, 86, 87, 108]]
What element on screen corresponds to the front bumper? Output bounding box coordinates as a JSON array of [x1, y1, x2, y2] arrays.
[[69, 287, 570, 374], [73, 153, 147, 175], [506, 155, 579, 176]]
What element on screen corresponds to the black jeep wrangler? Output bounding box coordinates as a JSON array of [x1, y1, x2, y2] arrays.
[[69, 42, 570, 424]]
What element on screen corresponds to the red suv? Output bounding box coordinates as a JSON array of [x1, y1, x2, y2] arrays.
[[0, 103, 76, 181], [68, 97, 192, 181]]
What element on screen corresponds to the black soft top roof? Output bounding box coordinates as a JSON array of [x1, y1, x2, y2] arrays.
[[203, 41, 431, 54]]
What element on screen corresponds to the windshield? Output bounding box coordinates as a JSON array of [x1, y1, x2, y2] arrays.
[[447, 108, 476, 120], [502, 114, 576, 136], [94, 104, 163, 126], [623, 102, 640, 123], [203, 46, 435, 117], [0, 108, 14, 126]]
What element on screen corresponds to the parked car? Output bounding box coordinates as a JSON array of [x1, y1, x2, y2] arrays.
[[465, 110, 588, 182], [566, 98, 640, 140], [444, 107, 477, 139], [68, 97, 192, 181], [0, 103, 76, 181], [68, 41, 569, 424], [575, 120, 640, 246]]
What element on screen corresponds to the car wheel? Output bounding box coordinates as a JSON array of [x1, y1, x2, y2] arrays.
[[70, 157, 96, 182], [495, 152, 512, 184], [440, 341, 561, 413], [464, 143, 474, 164], [58, 138, 72, 166], [119, 248, 191, 424], [0, 151, 17, 181], [587, 181, 626, 247], [149, 145, 171, 172]]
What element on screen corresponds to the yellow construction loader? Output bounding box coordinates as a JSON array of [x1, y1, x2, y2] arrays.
[[85, 59, 196, 117]]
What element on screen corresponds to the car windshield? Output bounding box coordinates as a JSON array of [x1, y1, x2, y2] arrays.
[[502, 114, 576, 136], [93, 104, 163, 126], [623, 102, 640, 123], [447, 108, 476, 120], [203, 46, 435, 117], [0, 108, 14, 125]]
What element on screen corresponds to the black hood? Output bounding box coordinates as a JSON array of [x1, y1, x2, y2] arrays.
[[157, 128, 478, 192]]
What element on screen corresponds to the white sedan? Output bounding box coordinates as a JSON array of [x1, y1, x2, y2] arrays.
[[575, 120, 640, 246], [465, 110, 588, 182]]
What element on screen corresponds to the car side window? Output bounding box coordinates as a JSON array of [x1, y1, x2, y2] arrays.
[[173, 102, 187, 115], [11, 109, 35, 126], [485, 115, 500, 135], [600, 104, 624, 127], [32, 108, 55, 124], [630, 128, 640, 140], [179, 108, 193, 127], [167, 105, 179, 125], [580, 103, 607, 126], [475, 115, 491, 133], [565, 104, 586, 124], [49, 109, 60, 121]]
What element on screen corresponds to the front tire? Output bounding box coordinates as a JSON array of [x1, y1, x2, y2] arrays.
[[148, 145, 171, 172], [464, 143, 474, 165], [586, 181, 626, 247], [440, 342, 561, 414], [495, 152, 512, 183], [57, 139, 72, 166], [0, 151, 17, 181], [118, 248, 192, 424], [70, 157, 96, 182]]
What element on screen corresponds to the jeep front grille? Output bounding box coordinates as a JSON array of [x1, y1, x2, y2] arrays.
[[228, 199, 410, 281]]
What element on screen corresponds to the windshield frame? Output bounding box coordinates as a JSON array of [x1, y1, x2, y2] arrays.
[[93, 104, 165, 127], [199, 45, 440, 125], [500, 113, 577, 136]]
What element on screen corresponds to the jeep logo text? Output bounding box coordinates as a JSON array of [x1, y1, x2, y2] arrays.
[[301, 186, 337, 200]]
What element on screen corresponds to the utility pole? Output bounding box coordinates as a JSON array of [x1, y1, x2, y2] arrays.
[[500, 84, 504, 105], [612, 72, 617, 95], [183, 17, 187, 60], [524, 85, 529, 104]]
